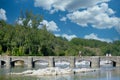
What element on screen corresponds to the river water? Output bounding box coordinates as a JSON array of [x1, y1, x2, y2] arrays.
[[0, 66, 120, 80]]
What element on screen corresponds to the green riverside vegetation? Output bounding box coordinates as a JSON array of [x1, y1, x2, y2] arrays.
[[0, 11, 120, 56]]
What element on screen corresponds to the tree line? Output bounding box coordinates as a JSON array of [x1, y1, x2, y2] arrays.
[[0, 11, 120, 56]]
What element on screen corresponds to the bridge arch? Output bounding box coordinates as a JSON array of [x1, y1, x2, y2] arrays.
[[75, 59, 92, 68], [11, 60, 24, 67], [0, 56, 120, 68], [112, 61, 116, 67], [0, 60, 6, 67], [100, 60, 116, 67], [54, 57, 71, 68], [100, 56, 119, 67], [33, 60, 49, 68]]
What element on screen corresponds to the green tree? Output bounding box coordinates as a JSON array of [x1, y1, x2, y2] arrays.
[[19, 10, 43, 29]]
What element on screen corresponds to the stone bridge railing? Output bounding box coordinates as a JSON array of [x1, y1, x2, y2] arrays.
[[0, 56, 120, 68]]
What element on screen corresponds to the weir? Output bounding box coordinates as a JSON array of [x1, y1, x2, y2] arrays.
[[0, 56, 120, 68]]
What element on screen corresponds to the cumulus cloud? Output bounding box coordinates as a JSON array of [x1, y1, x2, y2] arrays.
[[34, 0, 55, 10], [34, 0, 110, 13], [16, 19, 60, 32], [0, 8, 7, 21], [55, 34, 77, 41], [116, 27, 120, 34], [34, 0, 120, 34], [84, 33, 112, 43], [16, 18, 24, 25], [27, 19, 32, 27], [66, 0, 110, 11], [39, 20, 60, 32], [16, 18, 32, 27], [67, 3, 120, 29], [60, 17, 67, 21], [112, 19, 120, 34]]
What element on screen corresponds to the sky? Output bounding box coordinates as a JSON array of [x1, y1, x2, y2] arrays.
[[0, 0, 120, 42]]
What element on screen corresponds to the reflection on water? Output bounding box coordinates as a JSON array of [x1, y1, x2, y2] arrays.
[[106, 70, 112, 80], [0, 65, 120, 80]]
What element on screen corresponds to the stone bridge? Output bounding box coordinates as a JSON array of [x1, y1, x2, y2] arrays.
[[0, 56, 120, 68]]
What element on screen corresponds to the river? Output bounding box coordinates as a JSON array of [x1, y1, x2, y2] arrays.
[[0, 66, 120, 80]]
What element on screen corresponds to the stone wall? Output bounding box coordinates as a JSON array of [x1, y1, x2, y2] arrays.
[[0, 56, 120, 68]]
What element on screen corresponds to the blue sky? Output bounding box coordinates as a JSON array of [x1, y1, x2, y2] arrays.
[[0, 0, 120, 42]]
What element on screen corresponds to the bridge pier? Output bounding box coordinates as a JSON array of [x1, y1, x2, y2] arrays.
[[6, 56, 12, 68], [116, 61, 120, 67], [49, 57, 55, 67], [91, 56, 100, 68], [0, 60, 1, 68], [27, 57, 33, 68], [70, 57, 75, 68], [116, 63, 120, 67]]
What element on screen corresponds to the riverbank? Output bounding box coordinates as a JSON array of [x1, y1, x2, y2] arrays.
[[9, 67, 99, 76]]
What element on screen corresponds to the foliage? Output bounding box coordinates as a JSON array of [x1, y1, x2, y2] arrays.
[[0, 11, 120, 56]]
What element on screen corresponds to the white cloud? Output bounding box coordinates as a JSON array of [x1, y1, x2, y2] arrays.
[[115, 26, 120, 34], [27, 19, 32, 27], [62, 34, 77, 41], [60, 17, 67, 21], [34, 0, 120, 34], [0, 8, 7, 21], [66, 0, 110, 11], [16, 19, 60, 31], [16, 18, 24, 25], [34, 0, 110, 13], [115, 20, 120, 34], [34, 0, 55, 10], [55, 34, 77, 41], [39, 20, 60, 32], [16, 18, 32, 27], [84, 33, 112, 43], [67, 3, 120, 29]]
